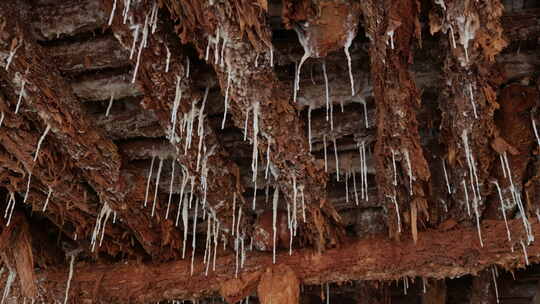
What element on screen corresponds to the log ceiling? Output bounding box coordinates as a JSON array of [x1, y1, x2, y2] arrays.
[[0, 0, 539, 303]]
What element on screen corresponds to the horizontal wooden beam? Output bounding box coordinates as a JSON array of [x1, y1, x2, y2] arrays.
[[13, 219, 540, 303]]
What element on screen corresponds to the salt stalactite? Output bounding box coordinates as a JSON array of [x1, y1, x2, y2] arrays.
[[252, 182, 257, 211], [387, 31, 395, 50], [473, 197, 484, 247], [1, 268, 16, 304], [108, 0, 117, 26], [322, 62, 330, 122], [265, 141, 271, 179], [345, 171, 349, 203], [33, 124, 51, 162], [175, 169, 188, 224], [422, 277, 427, 293], [491, 266, 500, 304], [186, 57, 190, 78], [91, 202, 112, 252], [0, 111, 4, 128], [105, 92, 115, 117], [196, 89, 209, 171], [442, 159, 451, 194], [468, 83, 478, 119], [5, 193, 16, 226], [532, 114, 540, 149], [5, 43, 21, 72], [462, 130, 481, 202], [129, 24, 140, 60], [243, 107, 249, 141], [462, 180, 471, 216], [204, 215, 211, 268], [323, 134, 328, 172], [520, 240, 529, 265], [326, 283, 330, 304], [122, 0, 131, 24], [352, 171, 359, 206], [63, 254, 76, 304], [251, 101, 260, 183], [166, 160, 175, 219], [132, 14, 149, 83], [344, 30, 355, 96], [231, 192, 236, 237], [299, 185, 306, 222], [191, 198, 199, 275], [308, 106, 312, 152], [333, 137, 339, 181], [23, 172, 32, 203], [165, 46, 171, 73], [403, 149, 413, 196], [362, 143, 369, 201], [456, 15, 477, 64], [403, 277, 409, 295], [292, 174, 298, 235], [213, 220, 220, 271], [492, 181, 511, 242], [293, 26, 311, 103], [391, 149, 398, 186], [362, 100, 369, 128], [151, 158, 164, 217], [214, 28, 221, 65], [42, 187, 52, 213], [270, 46, 274, 67], [221, 68, 232, 129], [182, 197, 188, 258], [330, 99, 334, 130], [144, 154, 156, 207], [149, 2, 158, 34], [220, 37, 227, 67], [388, 194, 401, 233], [15, 78, 26, 114]]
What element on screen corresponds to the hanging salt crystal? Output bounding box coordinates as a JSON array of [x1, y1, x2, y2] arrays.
[[144, 155, 156, 207], [442, 159, 451, 194], [15, 78, 26, 114], [108, 0, 117, 26], [63, 254, 76, 304], [166, 160, 175, 219], [344, 30, 355, 95], [322, 62, 330, 121], [42, 187, 52, 212], [23, 172, 32, 203], [333, 137, 339, 181], [151, 158, 164, 217], [324, 135, 328, 172], [308, 106, 312, 152], [105, 93, 114, 117]]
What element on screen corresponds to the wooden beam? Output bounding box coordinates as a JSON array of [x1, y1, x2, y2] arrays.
[[6, 219, 539, 303]]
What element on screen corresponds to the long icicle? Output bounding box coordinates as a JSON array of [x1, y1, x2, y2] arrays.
[[144, 155, 156, 208], [151, 158, 164, 217], [34, 125, 51, 162]]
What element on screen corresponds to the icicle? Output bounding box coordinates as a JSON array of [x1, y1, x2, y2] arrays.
[[166, 161, 175, 219], [520, 240, 529, 265], [362, 100, 369, 128], [165, 46, 171, 73], [151, 158, 164, 217], [388, 194, 401, 233], [42, 187, 52, 213], [144, 154, 156, 207], [442, 159, 451, 193], [1, 268, 16, 304], [293, 31, 311, 103], [344, 31, 355, 96], [491, 266, 500, 304], [308, 106, 312, 152], [468, 83, 478, 119], [492, 181, 511, 242], [221, 69, 231, 129], [33, 124, 50, 162], [251, 101, 260, 183], [105, 92, 114, 117], [333, 137, 339, 181], [0, 112, 4, 128], [108, 0, 117, 26], [23, 172, 32, 203], [322, 62, 330, 121], [473, 197, 484, 247], [191, 198, 199, 276], [300, 185, 306, 222], [532, 114, 540, 149], [462, 180, 471, 216], [387, 31, 395, 50], [404, 149, 413, 196], [122, 0, 131, 24], [14, 77, 26, 115], [63, 254, 76, 304], [265, 141, 271, 179], [132, 14, 149, 83], [323, 135, 328, 172], [391, 149, 398, 186], [5, 43, 20, 72], [352, 171, 359, 206], [129, 25, 140, 60], [186, 57, 190, 79]]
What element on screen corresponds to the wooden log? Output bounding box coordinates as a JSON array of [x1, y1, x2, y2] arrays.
[[3, 219, 539, 303]]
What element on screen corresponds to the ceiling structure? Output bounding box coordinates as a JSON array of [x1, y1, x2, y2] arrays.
[[0, 0, 539, 303]]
